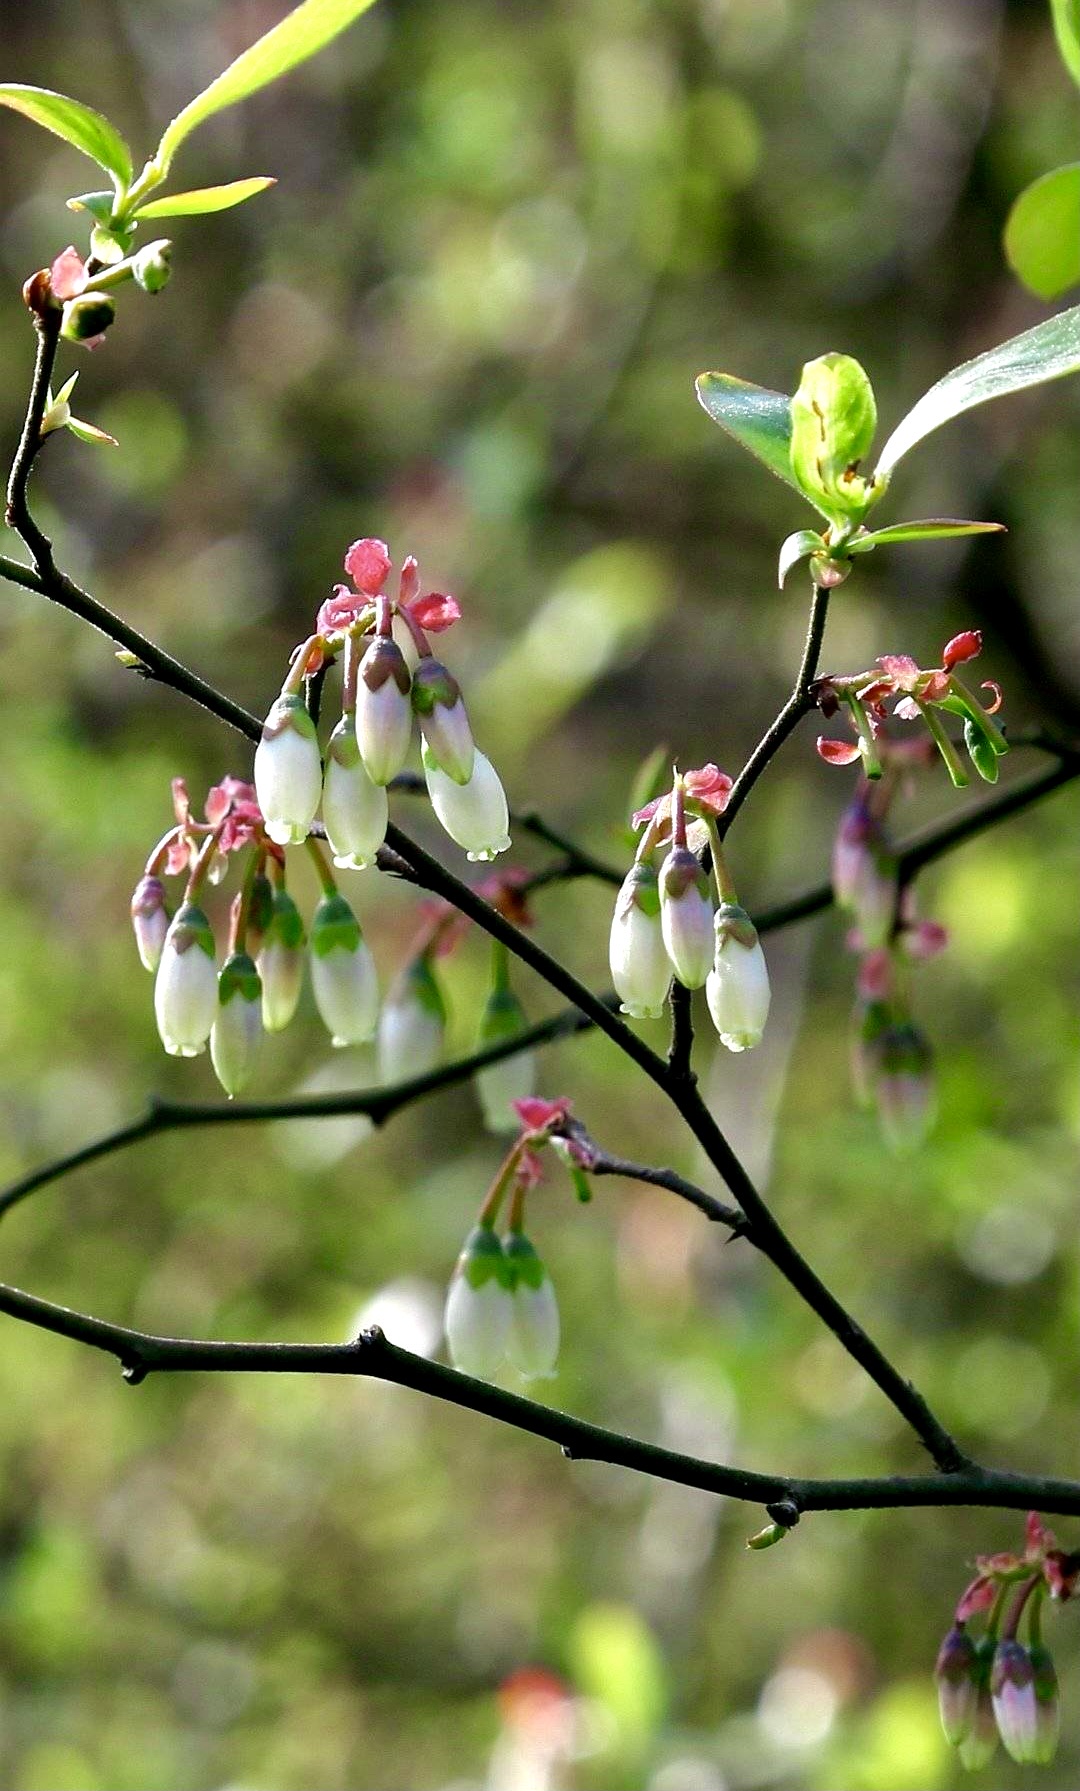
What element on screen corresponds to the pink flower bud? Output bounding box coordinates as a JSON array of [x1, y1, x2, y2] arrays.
[[935, 1625, 979, 1746], [254, 693, 322, 845], [991, 1639, 1040, 1763], [411, 657, 475, 785], [130, 874, 170, 972], [355, 637, 413, 785], [659, 846, 714, 989], [322, 717, 389, 869], [154, 903, 218, 1057], [609, 862, 670, 1019]]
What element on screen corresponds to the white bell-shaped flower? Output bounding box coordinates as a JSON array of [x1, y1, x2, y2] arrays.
[[309, 893, 379, 1047], [355, 636, 413, 785], [322, 716, 389, 869], [210, 951, 263, 1097], [609, 861, 670, 1019], [422, 741, 510, 861], [257, 888, 306, 1032], [411, 656, 475, 785], [131, 873, 170, 973], [377, 953, 446, 1085], [504, 1232, 560, 1380], [154, 902, 218, 1057], [444, 1226, 513, 1378], [706, 904, 771, 1052], [254, 693, 323, 846], [659, 846, 714, 989]]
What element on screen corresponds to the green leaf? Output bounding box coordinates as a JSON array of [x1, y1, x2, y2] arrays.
[[694, 372, 811, 504], [154, 0, 380, 174], [1051, 0, 1080, 88], [876, 302, 1080, 479], [0, 85, 132, 187], [67, 416, 119, 448], [846, 519, 1006, 554], [66, 190, 115, 221], [1004, 165, 1080, 301], [134, 176, 277, 218], [777, 528, 823, 587]]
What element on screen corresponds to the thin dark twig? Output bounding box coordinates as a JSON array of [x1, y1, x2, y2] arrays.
[[719, 582, 832, 835], [0, 1280, 1078, 1517], [667, 980, 696, 1084]]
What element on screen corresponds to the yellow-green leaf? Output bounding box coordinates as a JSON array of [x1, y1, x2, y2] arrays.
[[1004, 165, 1080, 301], [695, 372, 807, 502], [1051, 0, 1080, 88], [135, 176, 277, 219], [154, 0, 381, 174], [0, 85, 132, 187]]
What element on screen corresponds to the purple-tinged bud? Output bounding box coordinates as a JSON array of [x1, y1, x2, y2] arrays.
[[706, 904, 770, 1052], [131, 874, 170, 972], [504, 1232, 560, 1380], [422, 742, 511, 861], [322, 716, 389, 869], [991, 1639, 1040, 1763], [935, 1625, 979, 1747], [444, 1225, 513, 1378], [475, 985, 535, 1132], [210, 952, 263, 1097], [154, 902, 218, 1057], [355, 636, 413, 785], [256, 888, 306, 1032], [957, 1640, 999, 1771], [609, 861, 670, 1019], [254, 693, 322, 846], [873, 1021, 935, 1155], [832, 810, 898, 948], [377, 953, 446, 1085], [411, 657, 475, 785], [1027, 1642, 1060, 1764], [309, 893, 379, 1047], [659, 846, 714, 989]]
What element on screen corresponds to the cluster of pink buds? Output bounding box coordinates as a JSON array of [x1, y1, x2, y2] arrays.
[[832, 746, 947, 1153], [444, 1099, 595, 1381], [609, 767, 771, 1051], [935, 1513, 1079, 1768], [254, 538, 510, 865], [132, 777, 384, 1093], [817, 630, 1007, 788]]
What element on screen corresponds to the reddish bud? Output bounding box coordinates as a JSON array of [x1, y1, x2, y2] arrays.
[[942, 629, 982, 671]]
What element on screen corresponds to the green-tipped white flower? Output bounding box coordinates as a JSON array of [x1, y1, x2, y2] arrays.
[[154, 902, 218, 1057], [444, 1225, 513, 1378], [377, 953, 447, 1084], [309, 893, 379, 1047], [423, 741, 511, 861], [256, 888, 306, 1031], [609, 861, 670, 1019], [322, 716, 389, 869], [355, 636, 413, 785], [131, 873, 170, 973], [504, 1232, 559, 1380], [475, 985, 535, 1132], [706, 904, 771, 1052], [659, 846, 714, 989], [411, 657, 475, 785], [254, 693, 322, 846], [210, 951, 263, 1097]]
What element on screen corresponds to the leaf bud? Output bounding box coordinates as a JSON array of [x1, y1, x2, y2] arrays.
[[790, 352, 880, 529], [131, 238, 173, 294]]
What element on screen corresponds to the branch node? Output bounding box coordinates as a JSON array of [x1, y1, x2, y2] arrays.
[[121, 1358, 149, 1385], [765, 1497, 801, 1529]]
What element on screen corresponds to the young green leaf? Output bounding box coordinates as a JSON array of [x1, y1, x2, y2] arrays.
[[134, 176, 276, 218], [0, 85, 132, 187], [845, 519, 1006, 554], [154, 0, 380, 175], [1004, 165, 1080, 302], [694, 373, 809, 502], [875, 302, 1080, 479], [777, 528, 824, 587], [66, 190, 116, 222], [1051, 0, 1080, 88]]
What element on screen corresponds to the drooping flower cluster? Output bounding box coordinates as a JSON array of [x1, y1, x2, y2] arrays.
[[444, 1098, 595, 1382], [832, 747, 945, 1154], [609, 766, 771, 1052], [254, 538, 510, 866], [935, 1514, 1079, 1769], [816, 629, 1007, 787]]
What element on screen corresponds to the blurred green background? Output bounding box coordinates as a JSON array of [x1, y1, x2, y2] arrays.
[[0, 0, 1078, 1785]]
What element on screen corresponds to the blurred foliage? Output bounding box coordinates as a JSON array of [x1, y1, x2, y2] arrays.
[[0, 0, 1079, 1786]]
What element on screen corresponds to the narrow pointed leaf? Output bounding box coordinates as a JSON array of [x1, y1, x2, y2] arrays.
[[876, 303, 1080, 478], [1004, 166, 1080, 301], [67, 416, 119, 447], [54, 373, 80, 406], [1051, 0, 1080, 88], [846, 519, 1006, 554], [0, 86, 132, 186], [155, 0, 381, 174], [135, 176, 277, 218], [695, 372, 818, 505], [778, 528, 823, 587]]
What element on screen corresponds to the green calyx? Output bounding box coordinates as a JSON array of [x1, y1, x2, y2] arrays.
[[218, 951, 261, 1004], [619, 860, 661, 918], [714, 903, 759, 951], [267, 887, 306, 949], [402, 952, 448, 1024], [309, 893, 362, 957], [460, 1224, 513, 1289], [504, 1231, 546, 1289], [789, 352, 883, 532], [478, 984, 528, 1044], [171, 901, 216, 958], [265, 691, 318, 742], [410, 658, 459, 717]]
